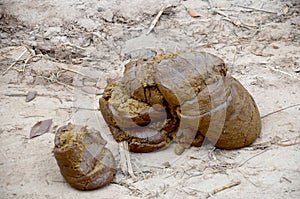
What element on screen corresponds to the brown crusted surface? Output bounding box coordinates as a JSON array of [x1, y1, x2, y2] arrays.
[[53, 124, 116, 190], [99, 51, 261, 154]]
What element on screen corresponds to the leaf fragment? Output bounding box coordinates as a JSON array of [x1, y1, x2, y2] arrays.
[[188, 8, 201, 18], [30, 119, 53, 139], [26, 91, 37, 102]]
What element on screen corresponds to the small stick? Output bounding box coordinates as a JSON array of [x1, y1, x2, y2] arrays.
[[204, 180, 241, 198], [261, 103, 300, 119], [146, 5, 170, 35], [22, 45, 35, 73], [4, 93, 27, 97], [233, 4, 277, 14], [58, 66, 85, 76], [276, 136, 300, 147], [2, 48, 28, 75], [277, 141, 300, 147], [232, 47, 237, 68], [112, 180, 144, 196], [266, 65, 300, 80], [22, 54, 33, 73], [61, 42, 85, 50], [51, 79, 74, 90], [211, 8, 253, 30]]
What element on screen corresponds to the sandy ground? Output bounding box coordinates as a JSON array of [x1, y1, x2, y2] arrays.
[[0, 0, 300, 198]]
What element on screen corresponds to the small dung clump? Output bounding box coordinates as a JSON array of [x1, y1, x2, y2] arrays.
[[53, 123, 116, 190], [99, 51, 261, 154]]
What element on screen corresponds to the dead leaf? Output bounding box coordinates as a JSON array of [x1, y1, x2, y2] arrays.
[[26, 91, 37, 102], [30, 119, 53, 139], [188, 8, 201, 18]]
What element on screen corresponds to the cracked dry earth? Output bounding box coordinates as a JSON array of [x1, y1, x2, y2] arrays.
[[0, 0, 300, 199]]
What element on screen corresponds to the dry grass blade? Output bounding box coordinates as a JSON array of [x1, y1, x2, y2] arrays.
[[267, 65, 300, 80], [261, 103, 300, 119], [233, 4, 277, 14], [119, 142, 137, 180], [238, 148, 270, 167], [2, 48, 28, 75], [211, 8, 254, 29], [58, 66, 85, 76], [276, 136, 300, 147]]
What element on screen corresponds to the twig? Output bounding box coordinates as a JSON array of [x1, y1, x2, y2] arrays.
[[61, 42, 85, 50], [146, 5, 171, 35], [266, 65, 300, 80], [237, 169, 259, 187], [2, 48, 28, 75], [204, 180, 241, 199], [211, 8, 253, 30], [276, 136, 300, 147], [238, 149, 270, 167], [57, 66, 85, 76], [280, 177, 292, 183], [232, 47, 237, 68], [51, 79, 73, 90], [277, 141, 300, 147], [22, 54, 33, 73], [21, 45, 35, 73], [261, 103, 300, 119], [233, 4, 277, 14], [111, 180, 144, 196], [4, 93, 27, 97], [132, 161, 146, 180], [52, 180, 67, 183], [251, 51, 273, 57], [40, 75, 74, 91]]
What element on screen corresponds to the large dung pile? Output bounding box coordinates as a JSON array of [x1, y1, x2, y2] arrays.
[[99, 51, 261, 154]]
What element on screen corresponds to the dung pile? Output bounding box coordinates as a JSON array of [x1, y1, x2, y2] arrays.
[[99, 51, 261, 154], [53, 124, 116, 190]]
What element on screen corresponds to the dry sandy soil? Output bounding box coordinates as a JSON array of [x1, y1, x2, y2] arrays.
[[0, 0, 300, 198]]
